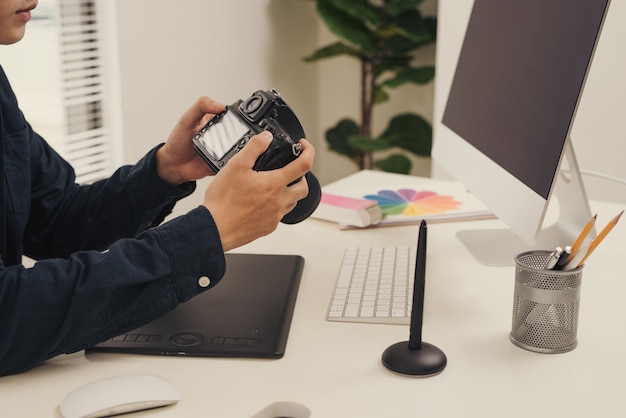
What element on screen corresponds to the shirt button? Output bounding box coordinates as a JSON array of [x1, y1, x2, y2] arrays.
[[198, 276, 211, 288]]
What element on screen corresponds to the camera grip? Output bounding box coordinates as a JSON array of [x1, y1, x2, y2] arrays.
[[252, 134, 301, 171], [253, 141, 321, 224]]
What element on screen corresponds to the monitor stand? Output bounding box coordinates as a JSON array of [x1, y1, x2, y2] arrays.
[[456, 140, 596, 266]]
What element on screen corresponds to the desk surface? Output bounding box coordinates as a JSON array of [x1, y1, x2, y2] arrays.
[[2, 171, 625, 417]]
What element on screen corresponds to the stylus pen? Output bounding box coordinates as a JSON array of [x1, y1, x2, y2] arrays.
[[544, 247, 562, 270], [553, 246, 571, 270], [562, 241, 591, 271], [408, 220, 427, 350]]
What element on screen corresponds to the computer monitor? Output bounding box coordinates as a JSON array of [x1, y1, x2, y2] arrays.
[[432, 0, 611, 266]]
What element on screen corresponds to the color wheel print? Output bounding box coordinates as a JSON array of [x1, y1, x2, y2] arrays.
[[364, 189, 462, 216]]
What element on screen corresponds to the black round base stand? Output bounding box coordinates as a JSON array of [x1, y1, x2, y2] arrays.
[[382, 341, 447, 377]]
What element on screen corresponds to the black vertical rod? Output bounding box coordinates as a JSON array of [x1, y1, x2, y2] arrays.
[[408, 220, 427, 349]]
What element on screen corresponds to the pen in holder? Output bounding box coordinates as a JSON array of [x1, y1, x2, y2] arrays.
[[510, 250, 583, 354]]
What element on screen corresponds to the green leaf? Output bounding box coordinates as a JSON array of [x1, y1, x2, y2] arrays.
[[424, 16, 438, 42], [317, 0, 376, 51], [380, 34, 421, 56], [394, 10, 434, 45], [325, 118, 360, 160], [378, 113, 432, 156], [387, 0, 424, 17], [382, 66, 435, 88], [303, 42, 361, 62], [323, 0, 380, 25], [372, 86, 390, 105], [348, 135, 392, 152], [378, 21, 432, 56], [374, 154, 412, 174], [374, 56, 412, 76]]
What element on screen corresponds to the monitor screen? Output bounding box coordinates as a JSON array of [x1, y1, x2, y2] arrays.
[[433, 0, 610, 265], [442, 1, 608, 200]]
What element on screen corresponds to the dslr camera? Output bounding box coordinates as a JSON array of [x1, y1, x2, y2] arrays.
[[192, 89, 321, 224]]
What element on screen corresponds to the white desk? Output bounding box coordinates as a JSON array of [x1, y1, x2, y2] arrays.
[[1, 171, 625, 417]]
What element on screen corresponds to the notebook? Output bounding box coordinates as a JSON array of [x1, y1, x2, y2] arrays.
[[89, 253, 304, 359]]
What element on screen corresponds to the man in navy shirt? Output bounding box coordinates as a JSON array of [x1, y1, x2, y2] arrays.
[[0, 1, 315, 376]]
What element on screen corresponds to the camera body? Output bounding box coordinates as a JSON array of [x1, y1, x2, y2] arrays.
[[192, 89, 321, 224], [193, 89, 306, 173]]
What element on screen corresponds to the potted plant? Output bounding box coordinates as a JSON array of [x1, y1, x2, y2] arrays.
[[304, 0, 437, 174]]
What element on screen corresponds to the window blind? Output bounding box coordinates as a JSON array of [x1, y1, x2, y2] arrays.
[[57, 0, 113, 184]]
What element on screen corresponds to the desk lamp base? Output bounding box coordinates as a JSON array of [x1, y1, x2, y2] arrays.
[[382, 341, 447, 377]]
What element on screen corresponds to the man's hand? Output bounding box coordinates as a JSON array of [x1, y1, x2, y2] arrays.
[[203, 131, 315, 251], [156, 96, 226, 185]]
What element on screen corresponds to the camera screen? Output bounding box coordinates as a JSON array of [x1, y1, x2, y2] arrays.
[[200, 110, 250, 160]]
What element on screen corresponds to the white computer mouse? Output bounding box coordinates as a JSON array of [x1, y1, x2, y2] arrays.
[[60, 373, 182, 418]]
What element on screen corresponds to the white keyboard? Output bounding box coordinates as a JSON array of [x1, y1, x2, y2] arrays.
[[327, 246, 416, 324]]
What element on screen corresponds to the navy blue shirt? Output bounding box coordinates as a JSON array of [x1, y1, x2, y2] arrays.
[[0, 66, 226, 376]]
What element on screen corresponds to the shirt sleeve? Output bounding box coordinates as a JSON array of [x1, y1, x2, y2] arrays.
[[0, 206, 226, 377], [24, 141, 196, 259]]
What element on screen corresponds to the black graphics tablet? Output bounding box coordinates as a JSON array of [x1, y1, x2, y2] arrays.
[[89, 253, 304, 359]]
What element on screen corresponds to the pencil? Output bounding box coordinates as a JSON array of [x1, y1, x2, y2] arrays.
[[565, 214, 597, 264], [575, 210, 623, 269]]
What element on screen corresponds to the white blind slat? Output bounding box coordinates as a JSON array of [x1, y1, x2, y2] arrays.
[[58, 0, 111, 184]]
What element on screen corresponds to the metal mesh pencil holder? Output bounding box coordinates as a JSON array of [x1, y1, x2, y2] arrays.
[[510, 250, 583, 354]]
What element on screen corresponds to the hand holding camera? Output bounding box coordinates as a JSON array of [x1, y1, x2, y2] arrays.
[[193, 89, 321, 224]]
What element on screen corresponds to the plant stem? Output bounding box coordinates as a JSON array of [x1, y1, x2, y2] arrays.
[[360, 59, 374, 170]]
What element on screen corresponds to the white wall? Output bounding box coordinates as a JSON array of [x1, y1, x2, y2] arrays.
[[432, 0, 626, 203], [104, 0, 320, 216], [104, 0, 440, 198]]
